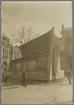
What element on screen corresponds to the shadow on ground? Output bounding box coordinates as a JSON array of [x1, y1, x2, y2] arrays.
[[2, 78, 66, 88]]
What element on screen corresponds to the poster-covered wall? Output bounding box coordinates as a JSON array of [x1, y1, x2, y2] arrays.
[[11, 56, 49, 80]]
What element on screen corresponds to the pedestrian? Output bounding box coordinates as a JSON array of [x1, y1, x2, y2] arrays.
[[3, 71, 11, 86], [66, 69, 72, 84], [22, 70, 27, 87], [4, 76, 8, 86], [2, 73, 4, 83]]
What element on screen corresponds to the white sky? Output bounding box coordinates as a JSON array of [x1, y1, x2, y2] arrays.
[[1, 1, 72, 45]]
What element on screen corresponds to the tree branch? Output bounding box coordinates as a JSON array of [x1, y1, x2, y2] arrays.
[[12, 25, 39, 45]]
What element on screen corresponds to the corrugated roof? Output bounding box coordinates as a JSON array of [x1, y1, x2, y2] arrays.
[[20, 27, 54, 48], [19, 27, 54, 59]]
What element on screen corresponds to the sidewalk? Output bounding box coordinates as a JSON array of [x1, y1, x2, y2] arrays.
[[2, 78, 73, 104]]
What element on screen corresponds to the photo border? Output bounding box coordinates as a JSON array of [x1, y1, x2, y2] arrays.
[[0, 0, 73, 105]]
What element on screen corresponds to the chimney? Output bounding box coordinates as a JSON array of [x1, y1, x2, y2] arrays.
[[62, 24, 64, 31]]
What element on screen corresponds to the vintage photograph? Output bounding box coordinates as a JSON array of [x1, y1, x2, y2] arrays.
[[1, 1, 72, 104]]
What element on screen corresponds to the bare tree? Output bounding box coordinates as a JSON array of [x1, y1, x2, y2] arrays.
[[12, 26, 40, 45]]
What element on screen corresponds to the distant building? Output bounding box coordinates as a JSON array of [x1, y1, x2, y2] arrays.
[[60, 24, 72, 74], [12, 46, 22, 60], [2, 34, 12, 72], [10, 27, 63, 82]]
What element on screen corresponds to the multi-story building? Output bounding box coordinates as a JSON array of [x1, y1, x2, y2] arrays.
[[2, 34, 22, 74], [2, 34, 11, 72], [60, 24, 72, 74]]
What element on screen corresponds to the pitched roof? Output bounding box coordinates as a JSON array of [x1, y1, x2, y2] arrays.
[[20, 27, 54, 59]]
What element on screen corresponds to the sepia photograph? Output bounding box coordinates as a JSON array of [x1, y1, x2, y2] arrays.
[[1, 1, 73, 104]]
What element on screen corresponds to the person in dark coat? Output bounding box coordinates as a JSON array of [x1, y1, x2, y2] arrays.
[[66, 69, 72, 84], [2, 73, 4, 83], [3, 74, 11, 86], [22, 70, 27, 87]]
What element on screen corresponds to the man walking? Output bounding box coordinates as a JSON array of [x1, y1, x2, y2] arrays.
[[66, 69, 72, 84], [22, 70, 27, 87]]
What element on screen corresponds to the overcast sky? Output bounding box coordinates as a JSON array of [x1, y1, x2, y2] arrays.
[[1, 1, 72, 45]]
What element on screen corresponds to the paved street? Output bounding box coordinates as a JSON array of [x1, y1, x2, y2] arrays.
[[2, 78, 73, 104]]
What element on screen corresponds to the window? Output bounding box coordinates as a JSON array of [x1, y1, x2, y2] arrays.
[[5, 49, 6, 59], [20, 63, 24, 71], [36, 60, 41, 70], [6, 50, 8, 59], [12, 64, 16, 69], [5, 49, 8, 59], [16, 63, 21, 71], [3, 48, 7, 59], [4, 49, 8, 59], [3, 48, 4, 59], [42, 59, 48, 72], [28, 60, 36, 70]]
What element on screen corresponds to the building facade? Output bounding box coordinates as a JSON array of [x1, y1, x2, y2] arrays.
[[12, 46, 22, 60], [60, 25, 72, 74], [10, 27, 62, 82], [2, 35, 12, 73]]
